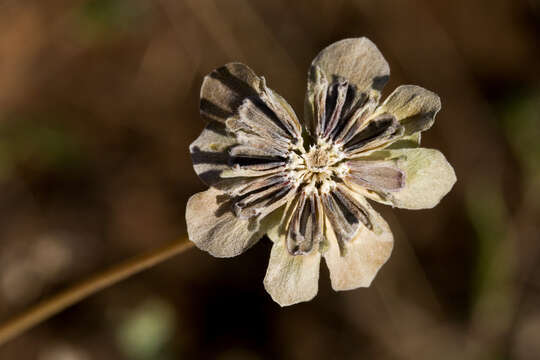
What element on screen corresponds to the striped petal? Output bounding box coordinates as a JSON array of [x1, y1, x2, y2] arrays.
[[200, 62, 302, 141], [350, 148, 457, 209], [322, 192, 394, 291], [186, 188, 269, 257], [373, 85, 441, 136], [200, 63, 262, 124], [341, 113, 404, 156], [194, 63, 307, 192], [305, 38, 390, 137], [282, 190, 324, 255], [264, 222, 321, 306], [343, 159, 405, 202], [189, 121, 236, 187], [321, 183, 374, 247], [232, 176, 298, 220]]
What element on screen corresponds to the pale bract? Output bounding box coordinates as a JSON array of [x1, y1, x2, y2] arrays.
[[186, 38, 456, 306]]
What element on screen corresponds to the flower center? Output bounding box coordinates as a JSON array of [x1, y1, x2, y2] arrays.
[[289, 143, 346, 189], [304, 146, 332, 171]]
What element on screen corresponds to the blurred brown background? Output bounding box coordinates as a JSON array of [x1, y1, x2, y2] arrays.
[[0, 0, 539, 359]]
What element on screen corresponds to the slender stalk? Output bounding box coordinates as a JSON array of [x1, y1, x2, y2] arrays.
[[0, 237, 194, 347]]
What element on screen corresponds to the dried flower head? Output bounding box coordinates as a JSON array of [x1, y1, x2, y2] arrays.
[[186, 38, 456, 306]]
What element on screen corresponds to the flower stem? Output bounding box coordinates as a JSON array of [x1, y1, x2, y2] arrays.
[[0, 237, 194, 347]]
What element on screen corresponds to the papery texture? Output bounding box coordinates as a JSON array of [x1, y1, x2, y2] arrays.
[[322, 192, 394, 291], [187, 37, 456, 306], [264, 224, 321, 306], [186, 188, 266, 257]]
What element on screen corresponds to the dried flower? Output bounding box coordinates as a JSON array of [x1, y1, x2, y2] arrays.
[[186, 38, 456, 306]]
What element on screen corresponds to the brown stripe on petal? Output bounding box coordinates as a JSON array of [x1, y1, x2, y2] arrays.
[[190, 121, 237, 186], [259, 81, 303, 142], [223, 148, 289, 179], [221, 163, 286, 179], [322, 185, 372, 245], [322, 80, 349, 140], [332, 96, 376, 145], [208, 65, 260, 102], [335, 185, 373, 230], [200, 63, 261, 123], [234, 182, 289, 218], [235, 174, 291, 197], [200, 99, 234, 123], [307, 66, 328, 138], [286, 191, 324, 255], [313, 76, 328, 139], [343, 113, 404, 155], [308, 67, 377, 145], [339, 81, 360, 120], [227, 123, 287, 150], [245, 97, 294, 139], [230, 144, 287, 159], [229, 154, 288, 172], [235, 132, 289, 157], [308, 38, 390, 105], [233, 180, 297, 219], [226, 99, 294, 148], [376, 85, 441, 136], [345, 160, 405, 192], [200, 63, 302, 146], [239, 98, 293, 140]]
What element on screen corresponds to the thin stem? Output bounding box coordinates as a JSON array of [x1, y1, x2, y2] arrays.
[[0, 237, 194, 347]]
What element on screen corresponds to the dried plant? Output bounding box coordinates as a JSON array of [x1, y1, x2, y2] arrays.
[[186, 38, 456, 306]]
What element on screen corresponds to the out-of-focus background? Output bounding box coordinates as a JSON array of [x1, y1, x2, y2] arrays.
[[0, 0, 539, 358]]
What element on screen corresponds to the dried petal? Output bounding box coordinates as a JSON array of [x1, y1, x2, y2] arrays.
[[386, 132, 422, 150], [233, 174, 290, 197], [229, 144, 285, 159], [356, 148, 456, 209], [331, 97, 378, 145], [344, 159, 405, 195], [342, 113, 404, 155], [229, 153, 288, 172], [200, 63, 262, 124], [228, 98, 295, 146], [264, 223, 321, 306], [305, 38, 390, 134], [234, 132, 290, 157], [259, 80, 303, 141], [233, 178, 297, 219], [320, 80, 349, 140], [186, 188, 269, 257], [323, 193, 393, 291], [374, 85, 441, 136], [285, 191, 324, 255], [308, 37, 390, 102], [188, 38, 456, 307], [189, 121, 236, 187], [321, 184, 373, 247]]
